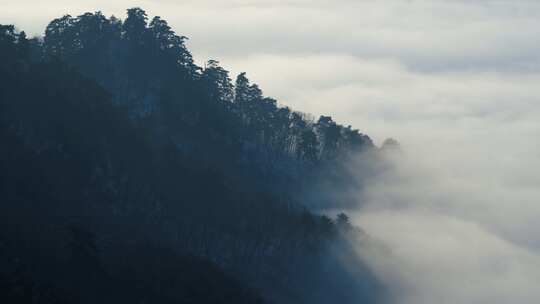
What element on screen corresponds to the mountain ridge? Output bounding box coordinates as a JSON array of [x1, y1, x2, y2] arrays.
[[0, 8, 384, 304]]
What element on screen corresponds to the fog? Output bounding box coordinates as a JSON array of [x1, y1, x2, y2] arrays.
[[352, 143, 540, 304], [3, 0, 540, 303]]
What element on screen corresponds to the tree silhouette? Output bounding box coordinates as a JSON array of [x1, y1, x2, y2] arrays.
[[0, 9, 381, 303]]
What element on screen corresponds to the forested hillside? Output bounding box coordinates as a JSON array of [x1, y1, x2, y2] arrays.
[[1, 8, 382, 304]]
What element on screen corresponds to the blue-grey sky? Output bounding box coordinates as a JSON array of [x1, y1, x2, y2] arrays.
[[2, 1, 540, 303]]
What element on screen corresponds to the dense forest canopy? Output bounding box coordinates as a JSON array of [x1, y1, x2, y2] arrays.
[[1, 8, 385, 304]]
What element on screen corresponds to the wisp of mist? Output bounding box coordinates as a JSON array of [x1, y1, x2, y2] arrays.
[[352, 120, 540, 304]]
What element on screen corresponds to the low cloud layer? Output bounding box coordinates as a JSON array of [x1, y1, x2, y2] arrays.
[[356, 208, 540, 304], [352, 144, 540, 304], [3, 1, 540, 303]]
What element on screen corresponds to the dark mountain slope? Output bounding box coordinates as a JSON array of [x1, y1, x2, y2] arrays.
[[0, 10, 382, 304]]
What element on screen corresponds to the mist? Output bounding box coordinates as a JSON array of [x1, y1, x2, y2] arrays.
[[351, 139, 540, 304]]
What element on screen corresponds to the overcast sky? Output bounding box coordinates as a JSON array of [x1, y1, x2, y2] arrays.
[[2, 1, 540, 303]]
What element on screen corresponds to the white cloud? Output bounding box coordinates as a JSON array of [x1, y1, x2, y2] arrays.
[[355, 209, 540, 304]]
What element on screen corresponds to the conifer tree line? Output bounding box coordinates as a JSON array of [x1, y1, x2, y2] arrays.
[[0, 8, 382, 304], [41, 9, 373, 162]]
